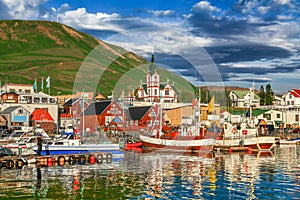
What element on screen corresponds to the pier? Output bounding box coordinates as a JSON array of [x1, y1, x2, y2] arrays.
[[0, 152, 113, 170]]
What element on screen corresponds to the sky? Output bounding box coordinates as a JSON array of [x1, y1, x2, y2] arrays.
[[1, 0, 300, 94]]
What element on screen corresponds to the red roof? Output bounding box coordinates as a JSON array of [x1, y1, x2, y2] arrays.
[[31, 109, 54, 122]]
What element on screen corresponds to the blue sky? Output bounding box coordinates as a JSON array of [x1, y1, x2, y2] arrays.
[[1, 0, 300, 94]]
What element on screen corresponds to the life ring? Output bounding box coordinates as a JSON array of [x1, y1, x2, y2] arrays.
[[16, 159, 25, 169], [232, 128, 238, 134], [89, 155, 97, 164], [6, 160, 14, 169], [97, 154, 103, 163], [78, 155, 86, 165], [105, 153, 112, 163], [188, 131, 192, 136], [68, 155, 76, 165]]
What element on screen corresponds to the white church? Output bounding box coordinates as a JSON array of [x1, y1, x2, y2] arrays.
[[136, 54, 178, 103]]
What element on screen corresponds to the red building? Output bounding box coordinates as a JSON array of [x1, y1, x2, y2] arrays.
[[30, 108, 54, 132], [80, 100, 124, 133]]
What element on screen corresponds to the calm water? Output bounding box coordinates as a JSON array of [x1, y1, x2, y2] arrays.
[[0, 145, 299, 199]]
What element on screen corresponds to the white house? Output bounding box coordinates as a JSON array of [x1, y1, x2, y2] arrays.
[[282, 89, 300, 106], [229, 89, 260, 108]]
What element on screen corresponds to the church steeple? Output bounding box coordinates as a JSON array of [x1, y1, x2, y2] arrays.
[[149, 53, 156, 76]]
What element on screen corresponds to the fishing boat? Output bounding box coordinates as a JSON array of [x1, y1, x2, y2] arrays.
[[215, 86, 277, 151], [139, 101, 215, 153], [32, 138, 124, 161]]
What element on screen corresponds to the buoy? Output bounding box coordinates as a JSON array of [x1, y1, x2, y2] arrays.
[[6, 160, 14, 169], [247, 147, 252, 154], [58, 156, 65, 166], [78, 155, 86, 165], [68, 155, 76, 165], [16, 159, 25, 169], [89, 155, 96, 164], [47, 157, 53, 167], [97, 154, 103, 164], [105, 153, 112, 163]]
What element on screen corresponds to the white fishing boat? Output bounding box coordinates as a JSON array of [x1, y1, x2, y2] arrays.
[[215, 86, 277, 151]]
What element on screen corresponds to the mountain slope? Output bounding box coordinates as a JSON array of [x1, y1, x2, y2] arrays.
[[0, 20, 148, 96], [0, 20, 198, 102]]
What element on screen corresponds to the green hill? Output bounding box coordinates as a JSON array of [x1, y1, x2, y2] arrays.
[[0, 20, 196, 101]]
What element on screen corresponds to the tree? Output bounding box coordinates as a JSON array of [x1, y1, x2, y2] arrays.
[[258, 85, 266, 105], [265, 83, 274, 105]]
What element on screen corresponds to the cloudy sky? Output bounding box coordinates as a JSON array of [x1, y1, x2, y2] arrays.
[[1, 0, 300, 94]]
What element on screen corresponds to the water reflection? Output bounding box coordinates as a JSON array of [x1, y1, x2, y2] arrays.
[[0, 145, 299, 199]]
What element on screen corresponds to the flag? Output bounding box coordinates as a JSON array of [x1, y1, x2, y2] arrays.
[[41, 77, 44, 91], [208, 96, 214, 113], [33, 78, 37, 91], [81, 90, 85, 108], [46, 76, 50, 88]]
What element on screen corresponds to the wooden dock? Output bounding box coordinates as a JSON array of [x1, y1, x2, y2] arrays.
[[0, 152, 113, 170]]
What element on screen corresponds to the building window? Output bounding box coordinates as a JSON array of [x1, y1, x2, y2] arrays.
[[263, 113, 271, 120], [289, 94, 292, 99], [25, 89, 30, 94], [276, 114, 281, 119], [154, 89, 157, 96], [165, 89, 169, 95], [296, 114, 299, 122], [18, 109, 23, 114]]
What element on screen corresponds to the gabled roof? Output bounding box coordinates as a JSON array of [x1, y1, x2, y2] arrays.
[[63, 98, 79, 106], [290, 89, 300, 98], [31, 108, 54, 122], [2, 106, 22, 114], [230, 109, 269, 117], [84, 101, 111, 116], [127, 106, 151, 120], [231, 90, 260, 100]]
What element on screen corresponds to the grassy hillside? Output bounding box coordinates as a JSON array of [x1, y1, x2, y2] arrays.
[[0, 20, 149, 96]]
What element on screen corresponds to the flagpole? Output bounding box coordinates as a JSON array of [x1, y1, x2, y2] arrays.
[[82, 89, 85, 138]]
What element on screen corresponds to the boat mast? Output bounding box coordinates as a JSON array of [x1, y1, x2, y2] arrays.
[[82, 89, 85, 138]]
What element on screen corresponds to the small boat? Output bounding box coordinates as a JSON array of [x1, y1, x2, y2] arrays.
[[279, 137, 300, 145], [32, 138, 124, 161], [124, 140, 143, 152], [2, 136, 39, 155]]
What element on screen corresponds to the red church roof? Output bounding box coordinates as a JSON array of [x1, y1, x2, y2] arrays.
[[31, 109, 54, 122]]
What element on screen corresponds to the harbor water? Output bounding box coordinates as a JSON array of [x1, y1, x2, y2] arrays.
[[0, 145, 299, 199]]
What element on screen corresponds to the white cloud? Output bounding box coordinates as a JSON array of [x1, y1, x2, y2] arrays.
[[1, 0, 47, 19], [191, 1, 220, 13], [58, 8, 122, 31], [149, 10, 175, 17]]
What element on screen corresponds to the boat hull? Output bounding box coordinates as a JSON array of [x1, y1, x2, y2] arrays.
[[140, 135, 215, 152], [215, 136, 277, 151]]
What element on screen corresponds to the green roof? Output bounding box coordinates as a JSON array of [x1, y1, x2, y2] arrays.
[[232, 90, 260, 100], [231, 109, 269, 116]]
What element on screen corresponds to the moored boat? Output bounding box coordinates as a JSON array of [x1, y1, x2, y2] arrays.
[[32, 138, 124, 161]]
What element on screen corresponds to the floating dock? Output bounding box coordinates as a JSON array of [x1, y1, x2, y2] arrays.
[[0, 152, 113, 170]]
